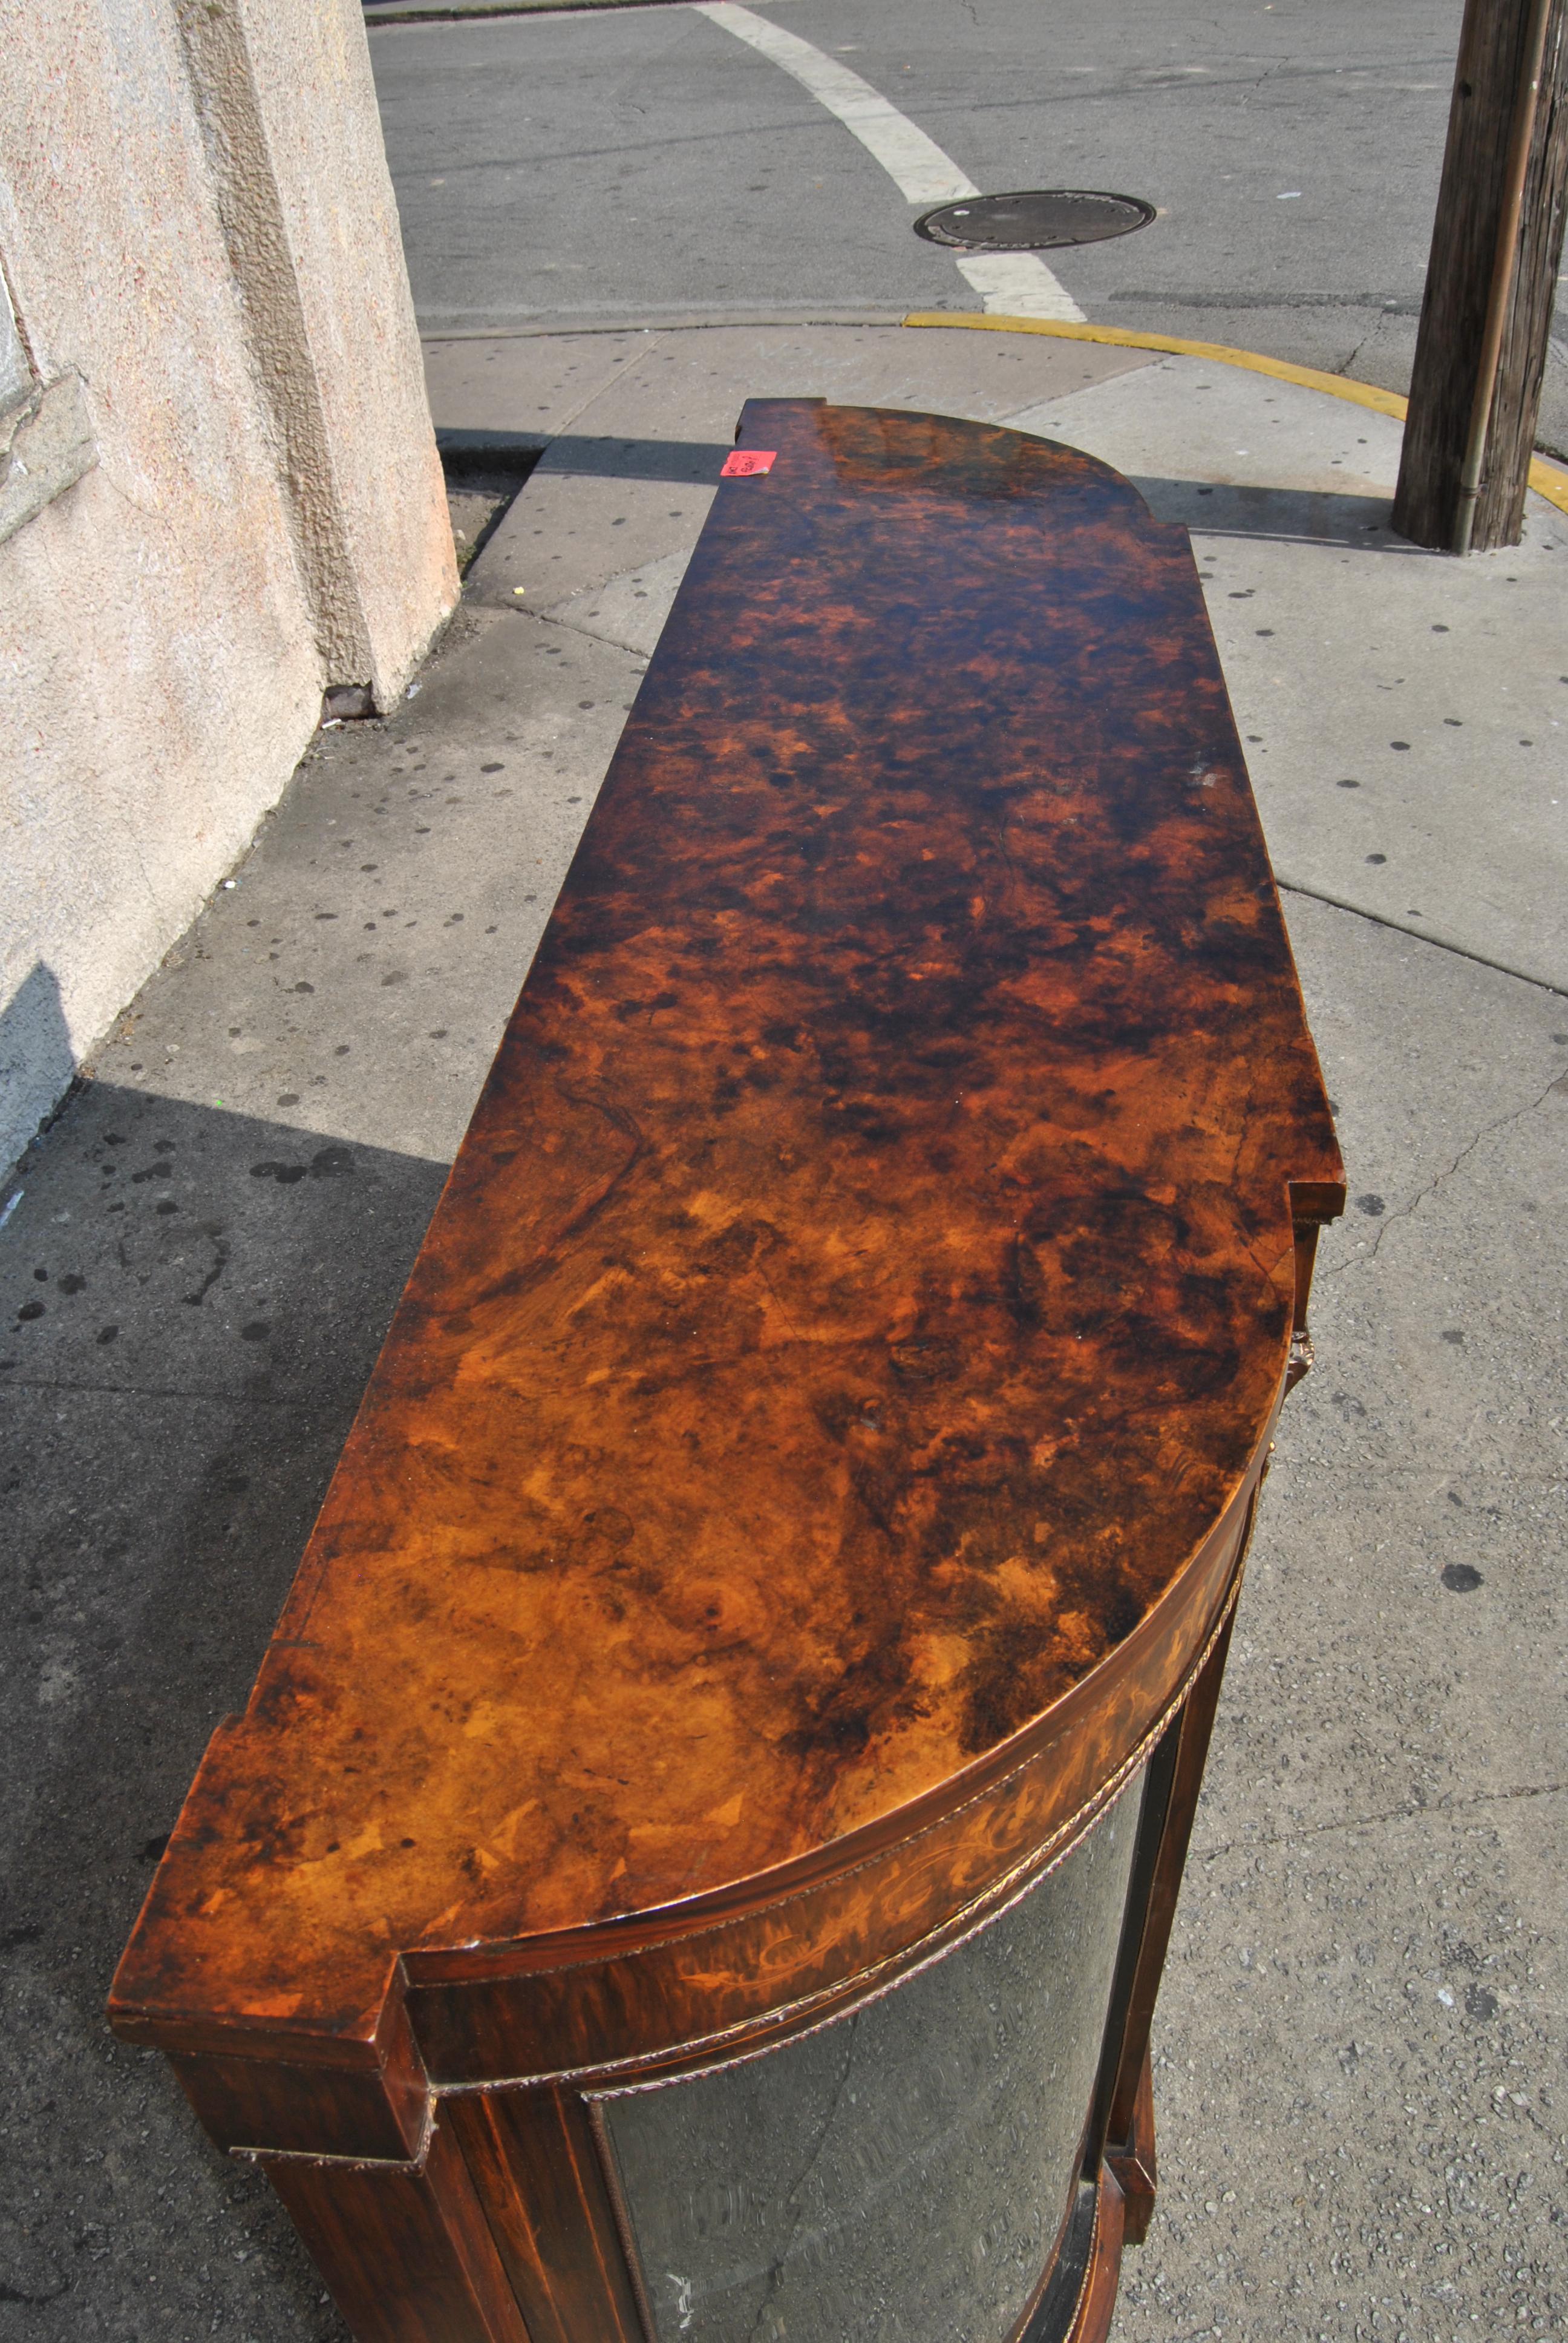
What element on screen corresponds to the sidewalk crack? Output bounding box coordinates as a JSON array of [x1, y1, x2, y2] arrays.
[[0, 1373, 313, 1408], [1323, 1067, 1565, 1276], [1195, 1777, 1565, 1863]]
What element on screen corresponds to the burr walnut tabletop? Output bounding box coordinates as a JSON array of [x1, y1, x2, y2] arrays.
[[112, 398, 1342, 2132]]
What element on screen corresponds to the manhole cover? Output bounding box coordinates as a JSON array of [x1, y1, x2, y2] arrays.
[[914, 189, 1155, 253]]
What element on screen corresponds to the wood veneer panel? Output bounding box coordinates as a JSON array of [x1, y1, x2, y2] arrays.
[[112, 399, 1341, 2122], [166, 1983, 428, 2156], [260, 2118, 530, 2343], [1105, 1594, 1240, 2167], [404, 1452, 1253, 2087], [446, 2088, 644, 2343], [1106, 2054, 1158, 2249], [1066, 2170, 1126, 2343]]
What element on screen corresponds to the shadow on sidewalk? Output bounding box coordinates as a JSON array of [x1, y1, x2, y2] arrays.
[[1126, 475, 1426, 549], [1, 963, 78, 1179], [436, 428, 1426, 546], [439, 426, 732, 483], [0, 1075, 450, 2338]]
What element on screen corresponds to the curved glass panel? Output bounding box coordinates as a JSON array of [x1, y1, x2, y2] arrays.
[[598, 1765, 1146, 2343]]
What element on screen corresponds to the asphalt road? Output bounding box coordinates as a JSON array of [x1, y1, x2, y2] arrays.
[[367, 0, 1567, 446]]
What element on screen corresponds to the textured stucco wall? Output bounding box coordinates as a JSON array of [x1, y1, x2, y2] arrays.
[[0, 0, 456, 1176], [230, 0, 458, 698]]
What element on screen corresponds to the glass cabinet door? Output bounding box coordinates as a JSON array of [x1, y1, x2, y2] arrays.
[[598, 1766, 1146, 2343]]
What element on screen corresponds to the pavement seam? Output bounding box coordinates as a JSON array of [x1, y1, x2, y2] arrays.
[[534, 605, 653, 657], [1276, 882, 1568, 1001], [546, 335, 665, 435]]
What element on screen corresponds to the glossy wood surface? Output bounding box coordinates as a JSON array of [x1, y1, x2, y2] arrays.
[[258, 2119, 529, 2343], [398, 1453, 1253, 2099], [449, 2086, 647, 2343], [1106, 2054, 1159, 2251], [1105, 1585, 1241, 2180], [111, 398, 1342, 2106], [1063, 2169, 1126, 2343]]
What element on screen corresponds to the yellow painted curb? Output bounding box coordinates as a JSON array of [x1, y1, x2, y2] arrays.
[[901, 311, 1568, 520]]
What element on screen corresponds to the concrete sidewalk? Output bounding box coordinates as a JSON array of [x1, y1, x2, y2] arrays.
[[1, 322, 1563, 2342]]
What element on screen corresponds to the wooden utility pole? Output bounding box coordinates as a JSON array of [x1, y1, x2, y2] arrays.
[[1393, 0, 1568, 552]]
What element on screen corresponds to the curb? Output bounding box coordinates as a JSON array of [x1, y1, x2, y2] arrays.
[[366, 0, 685, 22], [901, 312, 1568, 520], [420, 310, 907, 340]]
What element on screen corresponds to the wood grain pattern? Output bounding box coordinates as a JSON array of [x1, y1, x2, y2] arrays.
[[111, 399, 1341, 2149], [1104, 1588, 1240, 2182], [258, 2117, 531, 2343], [1106, 2051, 1158, 2250], [1393, 0, 1568, 549], [167, 1984, 430, 2156], [405, 1454, 1255, 2090], [446, 2088, 645, 2343], [1065, 2169, 1126, 2343]]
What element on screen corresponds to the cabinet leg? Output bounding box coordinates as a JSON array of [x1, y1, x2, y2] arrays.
[[1104, 2052, 1157, 2247], [259, 2113, 531, 2343], [445, 2085, 646, 2343]]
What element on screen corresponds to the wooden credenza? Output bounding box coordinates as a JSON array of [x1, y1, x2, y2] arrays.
[[111, 399, 1343, 2343]]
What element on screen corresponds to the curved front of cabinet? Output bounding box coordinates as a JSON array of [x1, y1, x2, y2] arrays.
[[595, 1764, 1146, 2343], [166, 1447, 1263, 2343], [434, 1571, 1247, 2343]]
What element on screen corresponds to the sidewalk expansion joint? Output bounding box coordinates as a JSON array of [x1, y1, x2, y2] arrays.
[[1276, 881, 1567, 1002]]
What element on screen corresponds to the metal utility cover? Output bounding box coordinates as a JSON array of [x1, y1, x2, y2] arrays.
[[915, 189, 1155, 252]]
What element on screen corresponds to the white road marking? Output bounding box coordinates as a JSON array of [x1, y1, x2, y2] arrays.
[[691, 1, 1085, 322], [949, 252, 1086, 323], [693, 0, 972, 202]]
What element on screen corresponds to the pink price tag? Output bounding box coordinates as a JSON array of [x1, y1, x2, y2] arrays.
[[721, 449, 777, 478]]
